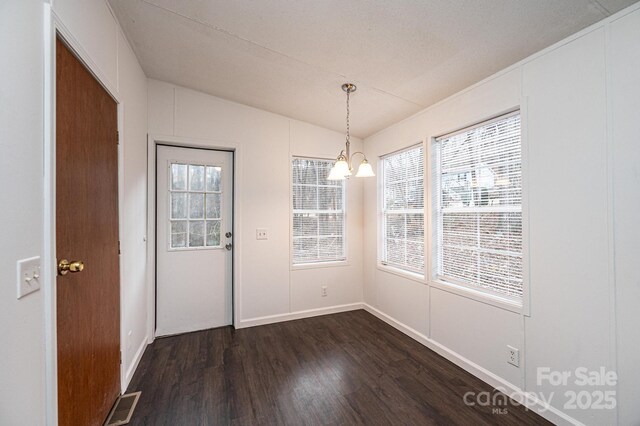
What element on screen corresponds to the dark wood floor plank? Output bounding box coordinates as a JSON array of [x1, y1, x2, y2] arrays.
[[127, 310, 550, 426]]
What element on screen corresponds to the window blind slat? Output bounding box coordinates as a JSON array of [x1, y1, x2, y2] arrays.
[[292, 158, 345, 264], [434, 113, 523, 299], [382, 145, 425, 274]]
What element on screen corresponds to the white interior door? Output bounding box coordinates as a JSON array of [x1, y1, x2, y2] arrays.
[[156, 145, 233, 337]]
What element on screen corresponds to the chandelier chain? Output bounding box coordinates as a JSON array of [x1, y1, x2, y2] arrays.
[[346, 87, 350, 144]]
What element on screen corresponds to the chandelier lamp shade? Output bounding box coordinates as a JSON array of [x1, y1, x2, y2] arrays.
[[327, 84, 375, 180]]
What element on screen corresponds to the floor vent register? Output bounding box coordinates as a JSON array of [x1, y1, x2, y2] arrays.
[[104, 392, 141, 426]]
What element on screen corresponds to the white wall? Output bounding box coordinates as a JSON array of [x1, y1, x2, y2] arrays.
[[0, 1, 45, 425], [116, 30, 149, 386], [523, 27, 610, 426], [610, 9, 640, 426], [148, 80, 364, 326], [362, 5, 640, 425]]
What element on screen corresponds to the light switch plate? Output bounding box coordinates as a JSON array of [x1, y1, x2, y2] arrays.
[[256, 228, 268, 240], [17, 256, 41, 299]]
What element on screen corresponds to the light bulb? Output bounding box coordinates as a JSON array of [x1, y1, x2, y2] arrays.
[[327, 166, 346, 180], [355, 159, 375, 177], [333, 158, 351, 177]]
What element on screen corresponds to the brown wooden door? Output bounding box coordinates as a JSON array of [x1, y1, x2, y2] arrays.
[[56, 37, 121, 426]]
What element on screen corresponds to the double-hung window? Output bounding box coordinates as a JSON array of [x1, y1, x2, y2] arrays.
[[381, 144, 425, 275], [432, 111, 522, 299], [292, 158, 346, 264]]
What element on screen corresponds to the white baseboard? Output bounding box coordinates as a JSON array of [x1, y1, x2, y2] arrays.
[[122, 335, 148, 393], [362, 303, 583, 426], [237, 303, 363, 328]]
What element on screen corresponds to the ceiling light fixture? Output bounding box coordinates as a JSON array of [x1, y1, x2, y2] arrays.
[[328, 83, 375, 180]]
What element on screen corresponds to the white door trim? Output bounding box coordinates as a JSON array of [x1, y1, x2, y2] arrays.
[[147, 134, 243, 343], [43, 5, 126, 425]]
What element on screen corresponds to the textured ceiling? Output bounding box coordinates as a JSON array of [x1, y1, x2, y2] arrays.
[[109, 0, 637, 138]]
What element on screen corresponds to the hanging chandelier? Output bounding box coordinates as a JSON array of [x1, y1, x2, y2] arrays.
[[327, 83, 375, 180]]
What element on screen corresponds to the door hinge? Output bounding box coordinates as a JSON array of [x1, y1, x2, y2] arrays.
[[120, 351, 122, 365], [117, 130, 120, 145], [118, 241, 121, 255]]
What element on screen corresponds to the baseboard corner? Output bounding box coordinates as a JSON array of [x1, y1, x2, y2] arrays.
[[122, 335, 148, 393]]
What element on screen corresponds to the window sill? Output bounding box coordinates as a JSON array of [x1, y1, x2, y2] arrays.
[[377, 264, 426, 284], [291, 260, 350, 271], [429, 279, 523, 314]]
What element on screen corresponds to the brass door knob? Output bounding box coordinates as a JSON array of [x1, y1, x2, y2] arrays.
[[58, 259, 85, 276]]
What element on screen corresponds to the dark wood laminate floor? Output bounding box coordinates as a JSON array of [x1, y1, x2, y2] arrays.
[[127, 310, 550, 425]]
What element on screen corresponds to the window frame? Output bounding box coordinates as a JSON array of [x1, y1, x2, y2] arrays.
[[427, 109, 528, 313], [290, 156, 348, 268], [166, 159, 225, 252], [378, 143, 426, 279]]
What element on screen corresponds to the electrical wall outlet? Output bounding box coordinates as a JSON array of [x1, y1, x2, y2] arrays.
[[17, 256, 41, 299], [507, 345, 520, 367], [256, 228, 268, 240], [321, 286, 328, 297]]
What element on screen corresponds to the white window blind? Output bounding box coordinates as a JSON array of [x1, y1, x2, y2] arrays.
[[292, 158, 345, 264], [433, 112, 522, 299], [382, 145, 425, 274]]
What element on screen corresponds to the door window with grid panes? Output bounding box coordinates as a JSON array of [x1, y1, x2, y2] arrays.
[[292, 158, 346, 264], [168, 162, 223, 249]]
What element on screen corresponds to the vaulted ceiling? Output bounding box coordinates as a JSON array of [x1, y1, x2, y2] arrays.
[[109, 0, 636, 138]]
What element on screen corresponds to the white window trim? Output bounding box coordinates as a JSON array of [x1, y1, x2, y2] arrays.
[[378, 142, 427, 280], [290, 155, 348, 268], [426, 107, 530, 316], [291, 260, 351, 271], [376, 262, 426, 284], [430, 278, 524, 313]]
